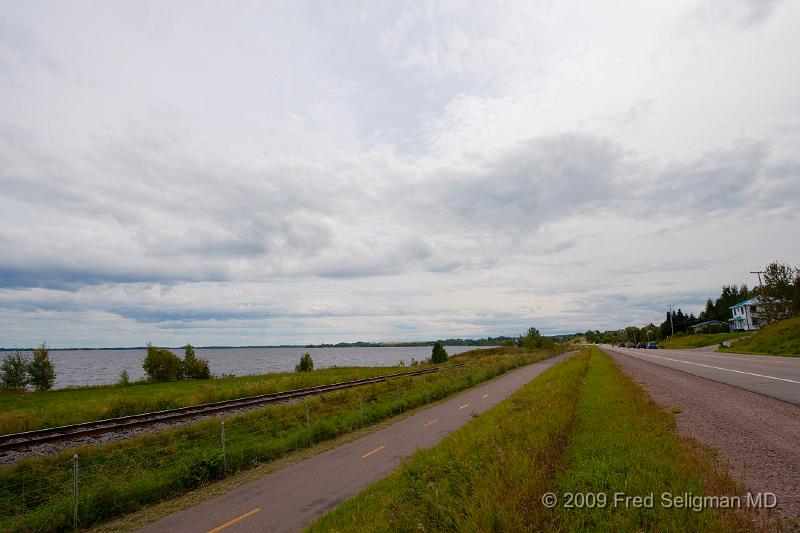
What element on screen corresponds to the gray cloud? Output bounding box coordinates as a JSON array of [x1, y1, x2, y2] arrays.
[[647, 142, 767, 211], [1, 1, 798, 346], [691, 0, 787, 28], [440, 133, 620, 228]]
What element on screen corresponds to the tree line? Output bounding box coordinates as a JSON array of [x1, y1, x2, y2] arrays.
[[305, 336, 516, 348], [584, 260, 800, 344]]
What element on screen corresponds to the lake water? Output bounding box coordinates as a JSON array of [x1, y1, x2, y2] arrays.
[[18, 346, 487, 389]]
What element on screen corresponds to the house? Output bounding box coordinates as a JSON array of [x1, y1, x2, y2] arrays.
[[729, 298, 760, 331], [690, 320, 728, 333]]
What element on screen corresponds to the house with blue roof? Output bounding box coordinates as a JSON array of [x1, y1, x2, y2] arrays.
[[729, 298, 760, 331]]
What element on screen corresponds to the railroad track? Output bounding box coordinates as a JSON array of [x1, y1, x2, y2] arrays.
[[0, 363, 468, 452]]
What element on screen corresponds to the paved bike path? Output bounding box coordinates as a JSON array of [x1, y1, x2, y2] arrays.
[[139, 352, 574, 533]]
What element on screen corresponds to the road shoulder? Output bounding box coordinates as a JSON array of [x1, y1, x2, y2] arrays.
[[605, 348, 800, 520]]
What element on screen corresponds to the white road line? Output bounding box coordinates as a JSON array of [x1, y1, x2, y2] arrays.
[[631, 351, 800, 384]]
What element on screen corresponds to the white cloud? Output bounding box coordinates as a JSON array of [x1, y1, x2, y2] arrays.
[[0, 0, 798, 346]]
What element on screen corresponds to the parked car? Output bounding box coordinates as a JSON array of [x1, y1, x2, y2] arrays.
[[636, 342, 646, 349], [647, 342, 657, 349], [618, 342, 625, 347], [625, 342, 635, 348]]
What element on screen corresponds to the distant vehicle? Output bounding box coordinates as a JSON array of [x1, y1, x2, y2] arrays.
[[647, 342, 657, 349], [625, 342, 635, 348], [636, 342, 646, 349], [618, 342, 625, 347]]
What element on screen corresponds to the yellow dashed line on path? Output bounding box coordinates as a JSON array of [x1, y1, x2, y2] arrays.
[[458, 403, 470, 410], [424, 418, 438, 427], [482, 394, 489, 398], [361, 445, 386, 459], [207, 508, 261, 533]]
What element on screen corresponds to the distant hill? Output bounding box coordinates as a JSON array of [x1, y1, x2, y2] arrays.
[[720, 317, 800, 356]]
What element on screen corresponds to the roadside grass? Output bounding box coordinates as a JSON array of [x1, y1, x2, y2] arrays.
[[658, 332, 749, 350], [0, 365, 426, 436], [541, 348, 753, 531], [0, 347, 550, 532], [309, 348, 756, 532], [719, 317, 800, 356]]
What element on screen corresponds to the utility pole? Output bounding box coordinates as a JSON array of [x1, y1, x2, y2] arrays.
[[667, 304, 675, 337], [750, 270, 765, 290]]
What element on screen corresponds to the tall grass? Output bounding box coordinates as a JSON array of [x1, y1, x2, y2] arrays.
[[542, 349, 753, 531], [310, 348, 758, 532], [0, 348, 550, 532], [719, 317, 800, 356], [658, 332, 749, 350]]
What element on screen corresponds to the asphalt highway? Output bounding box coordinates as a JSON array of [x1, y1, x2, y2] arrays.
[[138, 351, 575, 533], [600, 345, 800, 405]]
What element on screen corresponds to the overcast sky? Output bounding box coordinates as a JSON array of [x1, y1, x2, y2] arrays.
[[1, 1, 798, 347]]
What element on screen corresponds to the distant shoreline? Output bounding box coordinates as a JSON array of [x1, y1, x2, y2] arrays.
[[0, 339, 511, 351]]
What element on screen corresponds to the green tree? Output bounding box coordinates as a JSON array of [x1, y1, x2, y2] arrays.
[[181, 344, 210, 379], [517, 327, 552, 350], [28, 343, 56, 391], [431, 341, 448, 364], [142, 344, 182, 382], [295, 352, 314, 372], [794, 272, 800, 316], [712, 284, 750, 322], [754, 261, 799, 326], [1, 350, 29, 390]]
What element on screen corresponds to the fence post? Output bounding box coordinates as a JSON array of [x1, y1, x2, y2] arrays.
[[358, 393, 364, 427], [396, 382, 401, 412], [305, 403, 312, 445], [72, 454, 78, 531], [221, 420, 227, 476]]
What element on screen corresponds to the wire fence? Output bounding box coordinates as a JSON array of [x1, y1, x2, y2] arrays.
[[0, 351, 548, 532]]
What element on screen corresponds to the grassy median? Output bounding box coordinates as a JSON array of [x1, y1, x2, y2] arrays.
[[309, 348, 755, 532], [0, 347, 552, 532], [541, 349, 751, 531]]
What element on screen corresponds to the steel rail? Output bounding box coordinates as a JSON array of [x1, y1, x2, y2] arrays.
[[0, 363, 469, 452]]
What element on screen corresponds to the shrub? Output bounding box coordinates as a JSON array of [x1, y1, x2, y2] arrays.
[[119, 369, 130, 386], [28, 343, 56, 391], [181, 344, 210, 380], [431, 341, 448, 364], [295, 352, 314, 372], [1, 350, 29, 390], [517, 327, 553, 350], [142, 344, 182, 382]]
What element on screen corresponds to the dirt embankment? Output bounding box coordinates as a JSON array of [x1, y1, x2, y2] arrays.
[[606, 349, 800, 521]]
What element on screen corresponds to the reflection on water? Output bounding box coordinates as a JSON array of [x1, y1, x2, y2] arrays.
[[18, 346, 487, 389]]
